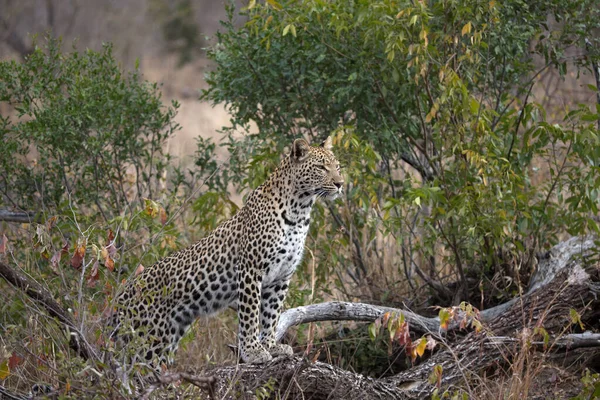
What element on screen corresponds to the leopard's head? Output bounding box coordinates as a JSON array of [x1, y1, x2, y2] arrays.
[[289, 136, 344, 201]]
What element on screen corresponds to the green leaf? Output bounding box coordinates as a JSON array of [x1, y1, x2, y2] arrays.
[[0, 360, 9, 380], [368, 322, 377, 341], [569, 308, 584, 329]]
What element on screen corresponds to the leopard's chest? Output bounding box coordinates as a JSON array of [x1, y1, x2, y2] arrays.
[[262, 217, 310, 285]]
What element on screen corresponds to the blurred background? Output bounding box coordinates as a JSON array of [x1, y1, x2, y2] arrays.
[[1, 0, 242, 163]]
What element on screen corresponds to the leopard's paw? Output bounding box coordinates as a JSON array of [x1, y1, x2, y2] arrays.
[[241, 344, 273, 364], [266, 342, 293, 357]]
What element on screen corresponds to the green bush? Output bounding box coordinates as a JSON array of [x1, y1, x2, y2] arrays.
[[0, 37, 180, 221], [201, 0, 600, 305]]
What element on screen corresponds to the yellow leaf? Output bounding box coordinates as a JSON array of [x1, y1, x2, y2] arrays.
[[415, 338, 427, 358], [290, 24, 297, 37], [266, 0, 282, 10], [382, 312, 391, 326], [143, 198, 159, 218], [439, 308, 451, 330], [420, 29, 428, 46], [283, 24, 290, 36], [0, 360, 9, 380], [569, 308, 585, 330], [100, 246, 108, 260], [425, 103, 438, 122], [248, 0, 256, 9], [265, 15, 273, 28], [461, 21, 472, 36]]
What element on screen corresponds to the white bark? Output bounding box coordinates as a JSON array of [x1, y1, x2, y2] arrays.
[[276, 236, 598, 340]]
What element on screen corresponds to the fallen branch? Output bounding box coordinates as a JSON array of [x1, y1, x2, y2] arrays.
[[209, 356, 410, 400], [276, 301, 441, 341], [0, 261, 98, 361], [0, 385, 27, 400], [0, 209, 37, 223], [486, 332, 600, 350], [139, 372, 217, 400]]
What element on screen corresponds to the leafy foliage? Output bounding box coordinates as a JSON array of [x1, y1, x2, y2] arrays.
[[0, 37, 180, 221], [201, 0, 600, 306]]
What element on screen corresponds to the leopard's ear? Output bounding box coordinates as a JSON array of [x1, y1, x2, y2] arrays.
[[320, 136, 333, 151], [291, 138, 310, 162]]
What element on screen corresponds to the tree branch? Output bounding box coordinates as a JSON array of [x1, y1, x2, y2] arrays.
[[0, 209, 38, 223], [0, 262, 98, 361], [139, 372, 216, 400], [276, 301, 441, 341], [486, 332, 600, 351]]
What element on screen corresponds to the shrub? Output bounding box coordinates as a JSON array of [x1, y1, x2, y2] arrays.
[[0, 36, 180, 221]]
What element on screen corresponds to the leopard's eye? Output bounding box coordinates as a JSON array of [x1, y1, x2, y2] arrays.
[[319, 165, 328, 171]]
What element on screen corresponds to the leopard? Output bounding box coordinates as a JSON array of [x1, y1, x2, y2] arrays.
[[111, 136, 343, 365]]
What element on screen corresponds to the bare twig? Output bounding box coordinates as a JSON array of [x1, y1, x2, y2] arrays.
[[0, 261, 98, 361]]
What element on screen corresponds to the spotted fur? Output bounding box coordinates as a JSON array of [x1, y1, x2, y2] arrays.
[[113, 137, 343, 364]]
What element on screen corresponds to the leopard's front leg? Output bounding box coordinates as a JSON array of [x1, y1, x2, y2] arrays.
[[238, 265, 272, 363], [259, 279, 293, 357]]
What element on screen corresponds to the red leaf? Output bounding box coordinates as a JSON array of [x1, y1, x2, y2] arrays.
[[426, 335, 437, 351], [160, 207, 168, 226], [70, 239, 86, 269], [8, 353, 23, 369], [104, 256, 115, 272], [394, 321, 411, 346], [87, 260, 100, 287], [106, 242, 117, 258], [107, 229, 115, 243], [45, 216, 58, 231]]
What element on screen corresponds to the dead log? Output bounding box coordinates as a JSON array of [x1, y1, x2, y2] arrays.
[[208, 356, 411, 400]]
